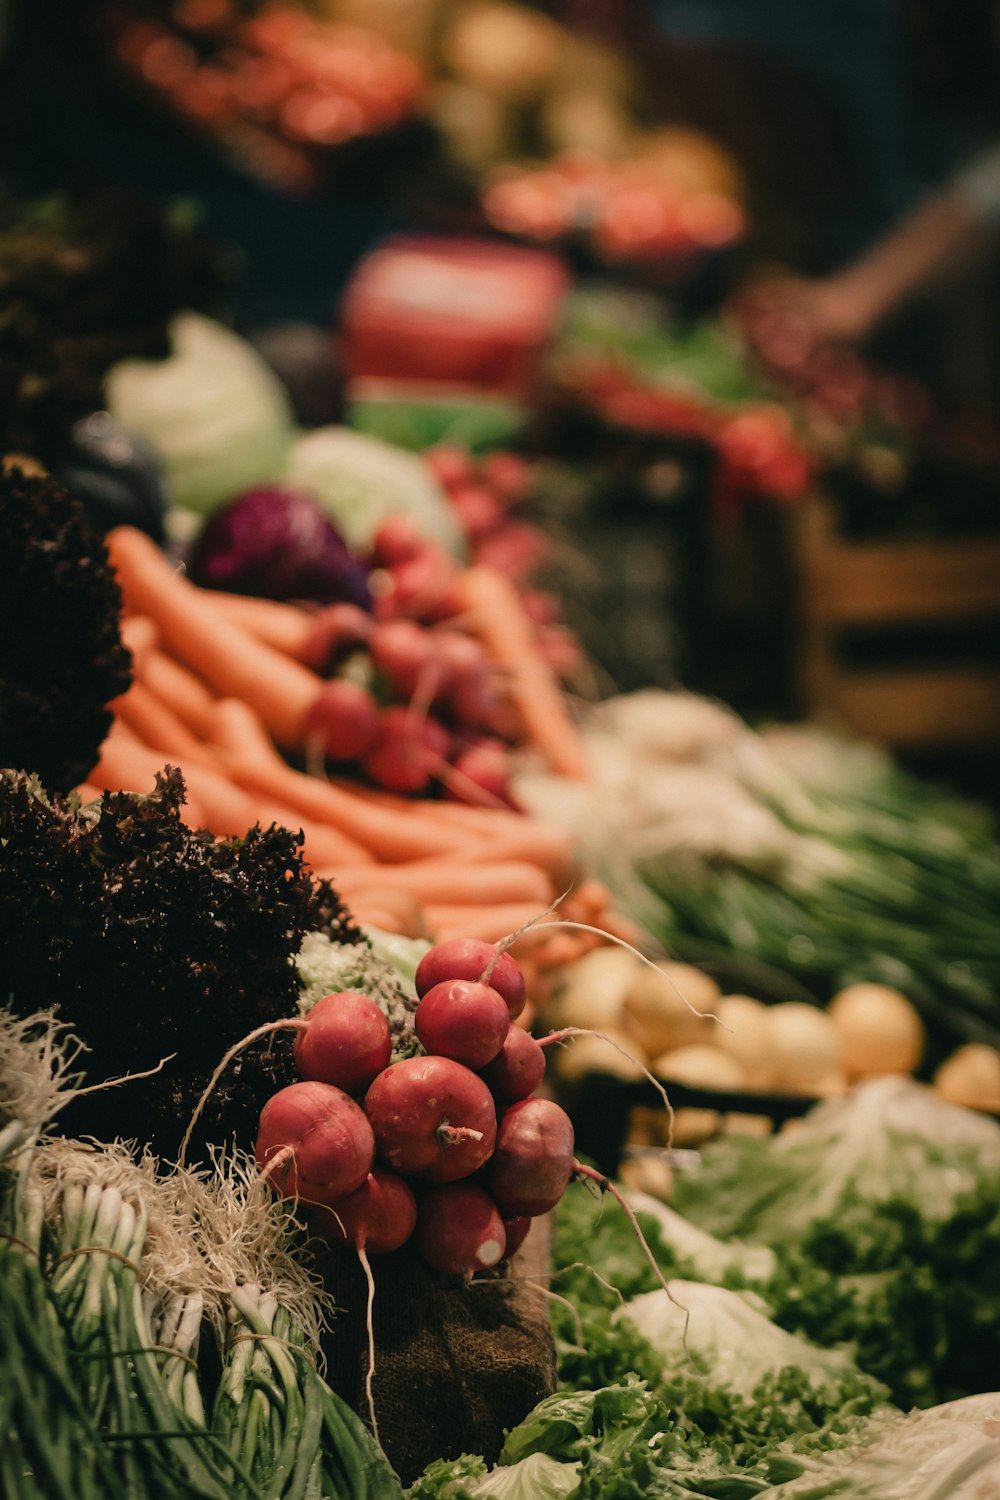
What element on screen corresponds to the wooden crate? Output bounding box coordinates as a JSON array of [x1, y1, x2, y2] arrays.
[[791, 497, 1000, 748]]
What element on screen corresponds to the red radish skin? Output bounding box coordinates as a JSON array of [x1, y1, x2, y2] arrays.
[[370, 516, 426, 567], [502, 1215, 531, 1258], [414, 1182, 507, 1276], [361, 707, 451, 793], [414, 979, 510, 1069], [293, 992, 392, 1095], [255, 1080, 375, 1207], [301, 603, 374, 674], [487, 1097, 575, 1218], [480, 1026, 546, 1103], [414, 938, 527, 1021], [306, 679, 380, 760], [363, 1054, 497, 1182], [426, 445, 474, 492], [445, 740, 514, 806], [313, 1167, 417, 1253], [370, 619, 448, 701]]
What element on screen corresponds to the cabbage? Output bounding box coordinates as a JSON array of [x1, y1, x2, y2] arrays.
[[471, 1454, 580, 1498], [674, 1076, 1000, 1244], [104, 312, 295, 515], [755, 1393, 1000, 1498], [187, 486, 371, 607], [614, 1281, 854, 1398], [622, 1190, 777, 1284], [284, 426, 465, 555]]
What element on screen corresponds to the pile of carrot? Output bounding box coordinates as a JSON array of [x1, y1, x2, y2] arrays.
[[85, 526, 635, 971]]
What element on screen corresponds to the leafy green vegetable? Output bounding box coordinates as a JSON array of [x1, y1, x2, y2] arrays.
[[0, 768, 362, 1158], [296, 929, 422, 1059], [753, 1394, 1000, 1499], [0, 466, 132, 791], [672, 1078, 1000, 1243], [616, 1283, 855, 1399], [105, 312, 296, 516], [285, 426, 465, 555]]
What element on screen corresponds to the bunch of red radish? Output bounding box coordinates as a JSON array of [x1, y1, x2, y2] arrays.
[[300, 589, 520, 806], [426, 446, 584, 681], [254, 937, 580, 1277]]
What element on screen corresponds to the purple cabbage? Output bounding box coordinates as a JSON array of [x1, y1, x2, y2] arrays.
[[188, 485, 372, 608]]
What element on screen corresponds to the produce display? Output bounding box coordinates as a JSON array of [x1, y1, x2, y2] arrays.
[[517, 690, 1000, 1059], [481, 150, 745, 273], [4, 161, 1000, 1500], [107, 0, 425, 193]]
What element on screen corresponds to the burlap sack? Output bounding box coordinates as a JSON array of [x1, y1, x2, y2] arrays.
[[315, 1219, 556, 1486]]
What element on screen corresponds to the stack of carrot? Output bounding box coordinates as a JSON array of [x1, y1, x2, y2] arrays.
[[82, 526, 637, 980]]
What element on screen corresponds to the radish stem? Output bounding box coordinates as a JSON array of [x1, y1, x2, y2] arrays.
[[179, 1020, 305, 1165], [539, 1026, 676, 1144], [571, 1160, 691, 1343]]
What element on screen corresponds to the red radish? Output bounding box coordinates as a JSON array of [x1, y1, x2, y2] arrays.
[[369, 515, 425, 567], [415, 938, 526, 1021], [300, 603, 374, 674], [474, 521, 547, 580], [480, 1026, 546, 1103], [363, 1054, 496, 1182], [448, 483, 505, 540], [378, 548, 458, 623], [255, 1080, 375, 1207], [414, 979, 510, 1069], [486, 1097, 575, 1218], [481, 450, 532, 503], [313, 1166, 417, 1253], [361, 707, 451, 793], [445, 740, 515, 806], [370, 619, 447, 701], [502, 1215, 531, 1258], [426, 444, 474, 491], [306, 678, 380, 760], [293, 991, 392, 1095], [414, 1182, 506, 1275]]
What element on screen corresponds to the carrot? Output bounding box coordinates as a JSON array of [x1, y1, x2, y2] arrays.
[[111, 680, 219, 767], [252, 799, 378, 871], [72, 783, 102, 804], [92, 736, 263, 838], [106, 527, 322, 748], [425, 902, 559, 945], [341, 889, 430, 940], [213, 748, 474, 864], [119, 614, 159, 677], [199, 591, 316, 657], [140, 649, 219, 740], [320, 859, 555, 908], [205, 697, 288, 767], [452, 566, 590, 781]]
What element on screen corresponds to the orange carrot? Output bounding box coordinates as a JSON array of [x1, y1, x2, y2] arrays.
[[92, 736, 262, 838], [106, 527, 321, 748], [111, 680, 219, 767], [72, 783, 102, 804], [344, 890, 430, 939], [205, 697, 289, 767], [199, 591, 316, 657], [213, 749, 475, 864], [252, 799, 378, 871], [452, 565, 590, 780], [319, 859, 555, 908], [140, 649, 219, 740], [119, 614, 159, 677], [425, 902, 558, 945]]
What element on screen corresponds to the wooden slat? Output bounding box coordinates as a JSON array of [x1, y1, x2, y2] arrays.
[[818, 667, 1000, 748], [801, 537, 1000, 624]]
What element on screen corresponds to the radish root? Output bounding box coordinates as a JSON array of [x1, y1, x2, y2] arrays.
[[357, 1243, 382, 1449], [179, 1019, 304, 1165], [571, 1161, 691, 1350]]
